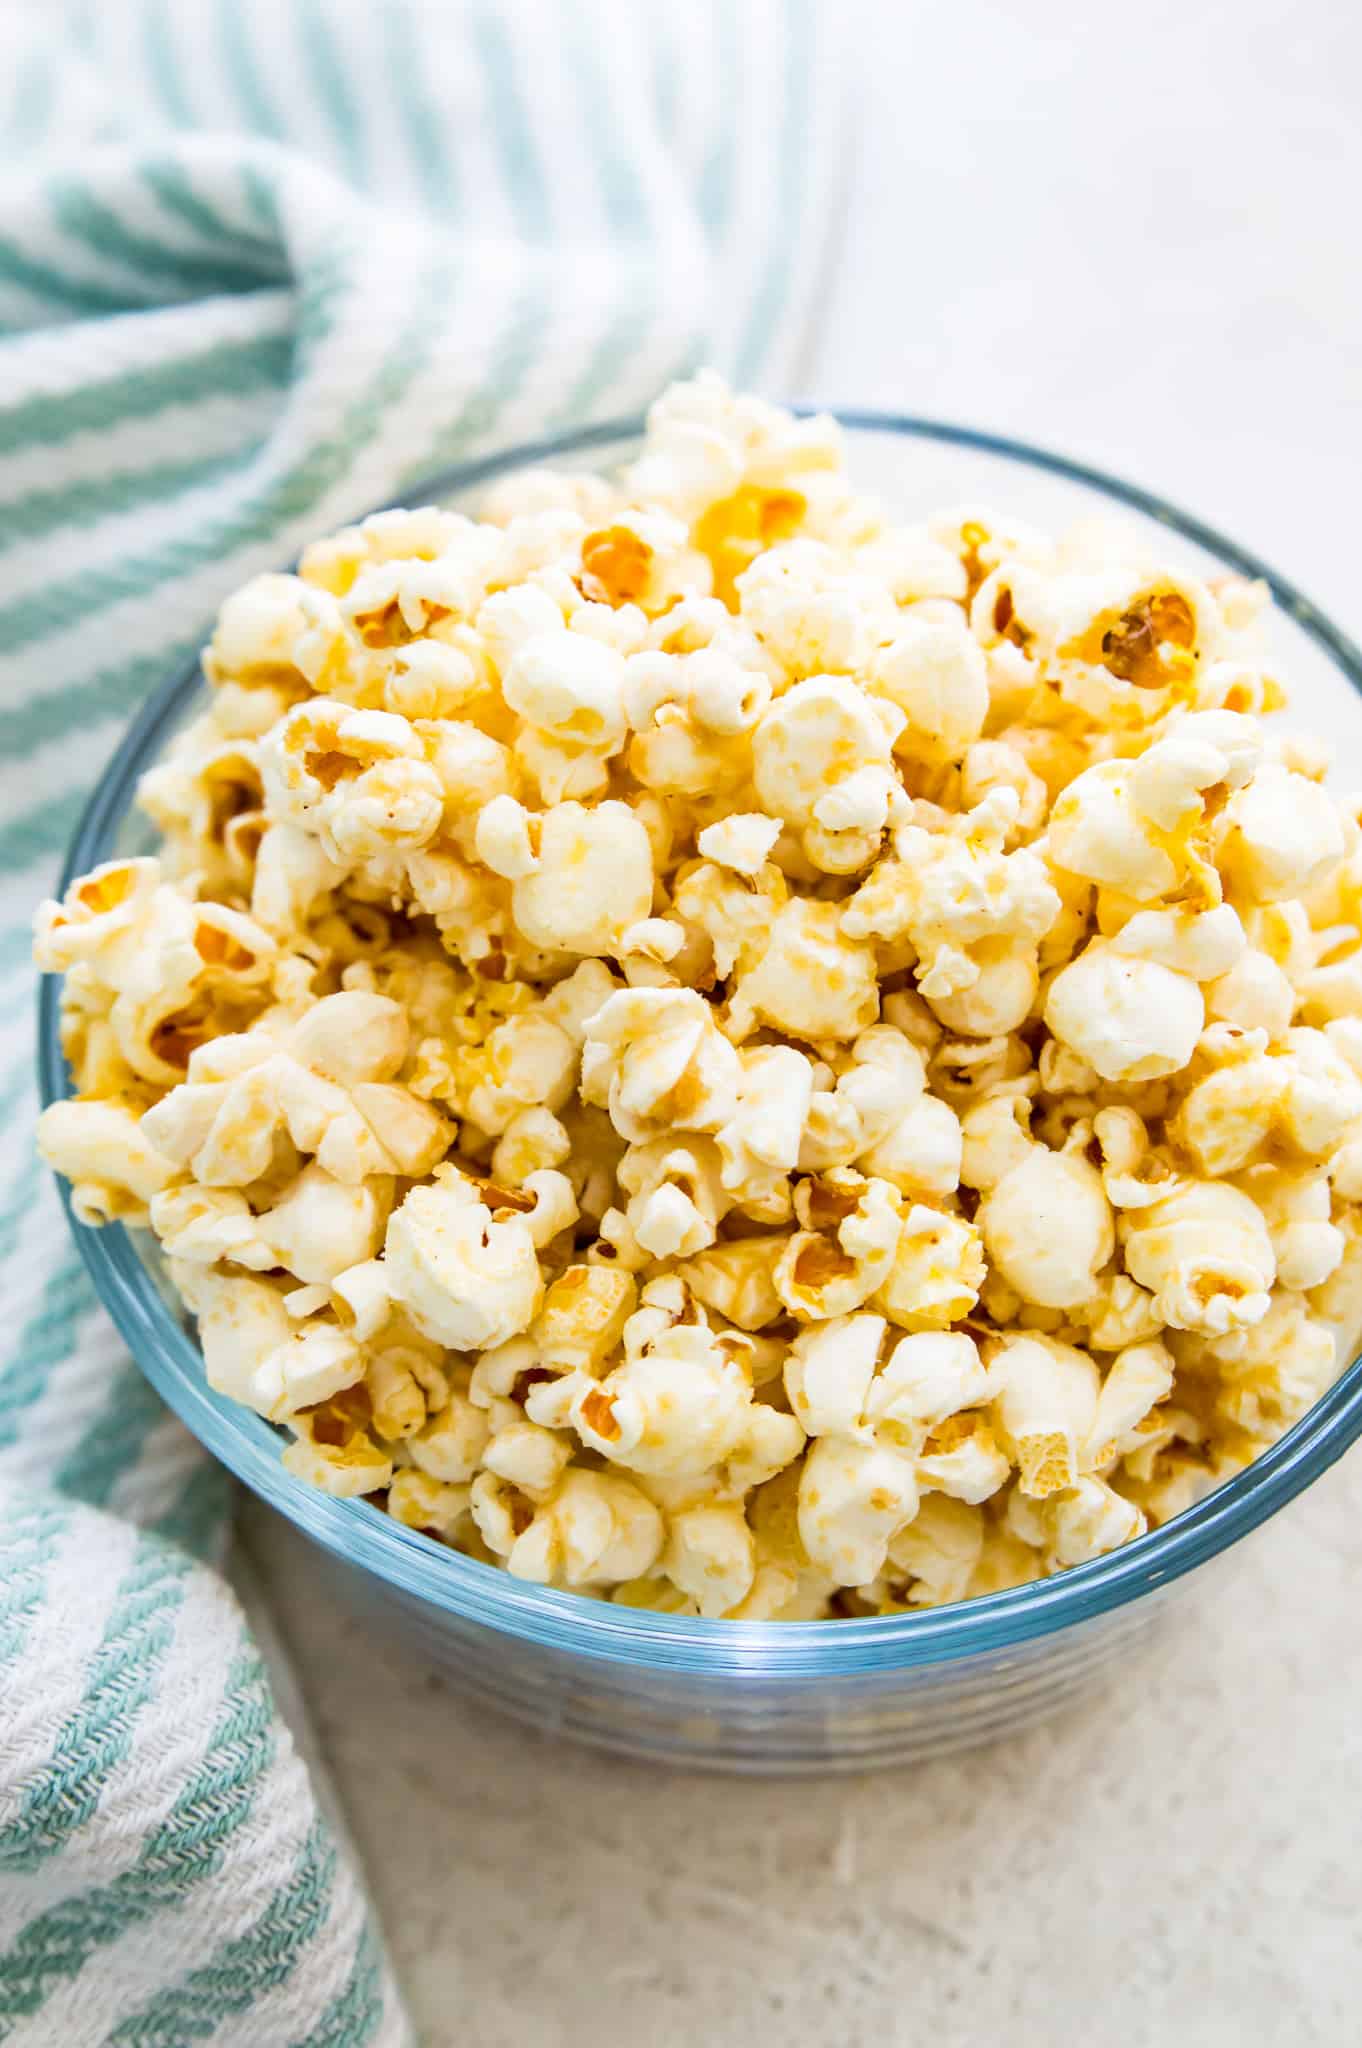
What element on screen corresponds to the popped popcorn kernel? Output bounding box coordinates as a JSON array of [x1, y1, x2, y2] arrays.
[[39, 370, 1362, 1613]]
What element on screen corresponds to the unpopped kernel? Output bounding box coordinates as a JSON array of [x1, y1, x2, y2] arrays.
[[36, 372, 1362, 1617]]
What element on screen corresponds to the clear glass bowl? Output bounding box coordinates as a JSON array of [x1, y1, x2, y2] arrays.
[[37, 414, 1362, 1774]]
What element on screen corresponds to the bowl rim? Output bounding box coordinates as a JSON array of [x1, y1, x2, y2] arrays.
[[37, 405, 1362, 1678]]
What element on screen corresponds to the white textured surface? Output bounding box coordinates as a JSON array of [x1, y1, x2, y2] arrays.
[[244, 8, 1362, 2041]]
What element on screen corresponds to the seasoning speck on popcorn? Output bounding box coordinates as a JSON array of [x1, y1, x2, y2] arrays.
[[35, 372, 1362, 1618]]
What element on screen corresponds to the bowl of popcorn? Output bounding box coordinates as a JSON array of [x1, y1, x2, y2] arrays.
[[35, 376, 1362, 1771]]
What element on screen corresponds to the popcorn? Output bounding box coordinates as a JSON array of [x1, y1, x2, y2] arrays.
[[407, 1382, 492, 1483], [675, 1236, 787, 1331], [36, 1098, 176, 1225], [1108, 902, 1246, 982], [843, 796, 1060, 1003], [1045, 941, 1205, 1083], [1213, 763, 1345, 903], [503, 629, 628, 750], [776, 1176, 902, 1319], [664, 1500, 756, 1616], [884, 1495, 985, 1606], [562, 1325, 756, 1478], [582, 986, 741, 1145], [533, 1264, 638, 1372], [40, 370, 1362, 1614], [978, 1146, 1113, 1309], [511, 801, 653, 957], [619, 1137, 728, 1257], [784, 1314, 886, 1438], [988, 1335, 1099, 1497], [717, 1044, 814, 1210], [872, 1204, 985, 1330], [456, 1010, 576, 1134], [476, 1467, 664, 1587], [1234, 1163, 1343, 1294], [1081, 1340, 1175, 1469], [797, 1434, 919, 1586], [869, 613, 990, 762], [383, 1167, 543, 1350], [250, 1321, 366, 1424], [1045, 761, 1179, 901], [696, 811, 782, 876], [388, 1470, 471, 1537], [752, 675, 901, 870], [1122, 1182, 1275, 1336], [1038, 1477, 1147, 1568], [866, 1330, 989, 1439], [256, 1163, 391, 1285], [728, 898, 880, 1044], [737, 537, 898, 679]]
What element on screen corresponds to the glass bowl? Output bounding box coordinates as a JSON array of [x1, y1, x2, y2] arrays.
[[37, 414, 1362, 1774]]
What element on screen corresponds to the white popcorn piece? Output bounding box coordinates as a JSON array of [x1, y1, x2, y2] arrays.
[[37, 1099, 176, 1225], [250, 1321, 366, 1423], [459, 1010, 577, 1135], [885, 1494, 985, 1606], [491, 1106, 571, 1184], [330, 1258, 392, 1343], [1046, 761, 1178, 901], [256, 1163, 390, 1286], [473, 793, 538, 880], [738, 537, 898, 681], [870, 613, 989, 762], [784, 1314, 886, 1439], [1127, 710, 1262, 831], [384, 1168, 543, 1351], [873, 1204, 986, 1331], [1109, 902, 1246, 982], [150, 1183, 270, 1267], [797, 1435, 919, 1587], [511, 800, 653, 957], [664, 1500, 757, 1617], [495, 1469, 665, 1589], [865, 1330, 989, 1439], [729, 897, 880, 1044], [408, 1385, 492, 1484], [582, 987, 741, 1142], [1043, 1477, 1147, 1568], [1122, 1181, 1276, 1336], [752, 675, 901, 868], [915, 1413, 1011, 1505], [174, 1264, 293, 1409], [567, 1325, 754, 1478], [978, 1147, 1113, 1309], [1081, 1340, 1175, 1469], [717, 1044, 814, 1207], [1213, 763, 1345, 903], [1238, 1163, 1345, 1295], [926, 940, 1040, 1038], [988, 1335, 1099, 1498], [533, 1263, 638, 1373], [696, 811, 783, 877], [503, 629, 628, 750], [1044, 941, 1204, 1083], [777, 1176, 902, 1319], [482, 1419, 574, 1497], [388, 1470, 472, 1538], [844, 799, 1060, 1002]]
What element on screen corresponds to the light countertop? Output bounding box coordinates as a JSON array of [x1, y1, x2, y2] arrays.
[[243, 8, 1362, 2042]]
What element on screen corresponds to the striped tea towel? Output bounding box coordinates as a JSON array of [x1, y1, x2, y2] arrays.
[[0, 2, 849, 2041]]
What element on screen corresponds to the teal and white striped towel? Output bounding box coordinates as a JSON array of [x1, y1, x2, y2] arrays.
[[0, 3, 848, 2040]]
